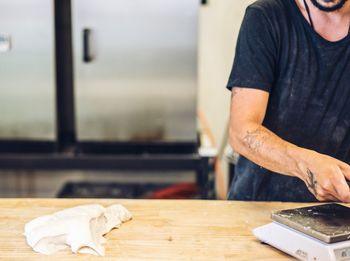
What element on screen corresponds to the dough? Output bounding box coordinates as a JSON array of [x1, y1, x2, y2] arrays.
[[24, 204, 132, 256]]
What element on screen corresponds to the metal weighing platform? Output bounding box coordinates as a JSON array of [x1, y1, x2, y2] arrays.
[[254, 204, 350, 261]]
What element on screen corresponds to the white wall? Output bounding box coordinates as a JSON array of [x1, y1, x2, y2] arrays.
[[199, 0, 255, 148], [198, 0, 255, 191]]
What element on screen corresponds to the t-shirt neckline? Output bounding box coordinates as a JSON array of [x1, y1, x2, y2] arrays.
[[290, 0, 350, 45]]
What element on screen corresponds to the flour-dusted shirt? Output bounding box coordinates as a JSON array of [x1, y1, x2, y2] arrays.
[[227, 0, 350, 201]]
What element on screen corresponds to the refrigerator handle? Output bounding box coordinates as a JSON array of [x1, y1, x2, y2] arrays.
[[83, 28, 93, 63], [0, 34, 12, 53]]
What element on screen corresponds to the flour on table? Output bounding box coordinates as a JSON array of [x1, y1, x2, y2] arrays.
[[24, 204, 132, 256]]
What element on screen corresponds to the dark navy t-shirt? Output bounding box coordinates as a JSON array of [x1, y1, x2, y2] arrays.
[[227, 0, 350, 201]]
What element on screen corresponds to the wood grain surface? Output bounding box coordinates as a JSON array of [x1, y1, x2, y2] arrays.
[[0, 199, 313, 260]]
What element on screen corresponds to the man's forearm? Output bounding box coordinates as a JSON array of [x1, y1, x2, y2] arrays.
[[230, 123, 306, 179]]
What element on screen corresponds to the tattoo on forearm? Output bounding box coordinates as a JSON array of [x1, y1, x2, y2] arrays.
[[243, 127, 271, 153], [306, 168, 318, 197]]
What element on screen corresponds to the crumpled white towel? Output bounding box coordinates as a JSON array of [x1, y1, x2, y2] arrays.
[[24, 204, 132, 256]]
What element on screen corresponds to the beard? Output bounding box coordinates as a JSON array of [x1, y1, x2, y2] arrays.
[[310, 0, 348, 12]]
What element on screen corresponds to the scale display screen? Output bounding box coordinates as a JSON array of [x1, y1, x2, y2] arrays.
[[334, 247, 350, 260], [272, 204, 350, 243]]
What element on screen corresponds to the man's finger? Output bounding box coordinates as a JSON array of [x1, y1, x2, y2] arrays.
[[305, 185, 336, 202], [339, 163, 350, 180], [331, 184, 350, 202], [324, 194, 339, 202], [316, 194, 338, 202], [332, 167, 350, 202]]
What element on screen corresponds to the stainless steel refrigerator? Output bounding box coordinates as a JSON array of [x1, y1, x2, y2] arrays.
[[72, 0, 199, 143], [0, 0, 56, 141]]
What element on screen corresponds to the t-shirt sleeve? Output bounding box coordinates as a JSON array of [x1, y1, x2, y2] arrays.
[[227, 6, 278, 92]]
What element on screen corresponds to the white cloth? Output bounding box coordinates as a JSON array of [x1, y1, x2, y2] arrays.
[[24, 204, 132, 256]]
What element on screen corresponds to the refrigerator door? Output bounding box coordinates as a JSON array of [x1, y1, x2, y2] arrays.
[[0, 0, 56, 140], [72, 0, 198, 142]]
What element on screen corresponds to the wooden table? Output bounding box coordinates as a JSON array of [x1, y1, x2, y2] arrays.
[[0, 199, 313, 260]]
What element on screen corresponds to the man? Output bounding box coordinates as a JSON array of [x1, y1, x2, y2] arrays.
[[227, 0, 350, 202]]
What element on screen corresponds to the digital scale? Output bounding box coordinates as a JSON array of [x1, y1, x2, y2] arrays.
[[254, 204, 350, 261]]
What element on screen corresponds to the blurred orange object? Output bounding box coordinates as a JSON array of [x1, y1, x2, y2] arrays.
[[149, 182, 199, 199]]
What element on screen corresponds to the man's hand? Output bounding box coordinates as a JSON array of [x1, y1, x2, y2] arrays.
[[298, 149, 350, 202]]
